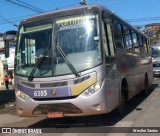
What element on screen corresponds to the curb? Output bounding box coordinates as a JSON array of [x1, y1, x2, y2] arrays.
[[0, 85, 14, 91]]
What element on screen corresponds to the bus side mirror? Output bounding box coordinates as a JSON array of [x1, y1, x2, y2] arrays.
[[5, 40, 9, 58]]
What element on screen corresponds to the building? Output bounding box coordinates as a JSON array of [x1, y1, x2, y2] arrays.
[[145, 23, 160, 43], [0, 30, 17, 84]]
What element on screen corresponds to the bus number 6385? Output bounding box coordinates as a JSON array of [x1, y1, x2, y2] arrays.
[[34, 90, 47, 97]]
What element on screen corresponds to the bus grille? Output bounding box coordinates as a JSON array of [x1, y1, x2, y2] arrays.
[[153, 63, 160, 67], [33, 96, 77, 101], [33, 103, 83, 115]]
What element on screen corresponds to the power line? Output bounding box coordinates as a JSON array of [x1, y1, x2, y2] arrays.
[[0, 13, 34, 26], [0, 14, 18, 27], [1, 1, 160, 27], [1, 0, 47, 28], [127, 17, 160, 23], [56, 0, 63, 10], [0, 19, 21, 25], [0, 14, 32, 22], [0, 1, 80, 26], [5, 0, 44, 13], [1, 14, 160, 24], [15, 0, 44, 12], [55, 2, 80, 9]]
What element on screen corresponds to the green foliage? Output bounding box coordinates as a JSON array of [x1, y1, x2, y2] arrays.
[[156, 28, 160, 36]]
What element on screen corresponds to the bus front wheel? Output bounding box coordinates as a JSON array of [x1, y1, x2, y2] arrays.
[[117, 90, 125, 116], [116, 79, 128, 116], [144, 74, 149, 96]]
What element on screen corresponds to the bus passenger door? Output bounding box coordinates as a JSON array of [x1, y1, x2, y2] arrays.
[[102, 17, 116, 77], [102, 15, 119, 109]]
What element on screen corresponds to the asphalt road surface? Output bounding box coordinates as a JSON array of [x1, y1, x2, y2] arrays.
[[0, 78, 160, 136]]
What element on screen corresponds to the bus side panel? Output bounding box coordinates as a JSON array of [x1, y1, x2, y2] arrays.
[[116, 50, 152, 100]]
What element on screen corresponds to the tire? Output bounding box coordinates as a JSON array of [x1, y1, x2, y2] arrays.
[[116, 79, 128, 116], [117, 90, 125, 116], [144, 75, 149, 96]]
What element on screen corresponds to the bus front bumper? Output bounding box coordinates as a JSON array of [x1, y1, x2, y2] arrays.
[[16, 90, 110, 117]]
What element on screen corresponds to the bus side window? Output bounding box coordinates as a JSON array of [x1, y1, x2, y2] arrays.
[[112, 21, 125, 50], [132, 32, 139, 53], [139, 36, 144, 54], [144, 38, 149, 54], [106, 21, 115, 56], [123, 26, 132, 50]]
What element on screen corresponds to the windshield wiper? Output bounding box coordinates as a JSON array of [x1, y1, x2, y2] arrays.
[[28, 46, 50, 82], [56, 45, 80, 77]]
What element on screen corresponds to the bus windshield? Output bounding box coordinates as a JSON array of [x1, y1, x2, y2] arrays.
[[15, 14, 102, 78]]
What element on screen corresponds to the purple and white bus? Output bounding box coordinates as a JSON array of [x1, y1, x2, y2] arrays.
[[13, 4, 153, 117]]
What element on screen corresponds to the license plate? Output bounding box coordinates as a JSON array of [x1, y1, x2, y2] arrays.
[[47, 112, 64, 118], [155, 72, 160, 74]]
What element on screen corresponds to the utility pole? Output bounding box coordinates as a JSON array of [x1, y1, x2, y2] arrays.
[[80, 0, 87, 5]]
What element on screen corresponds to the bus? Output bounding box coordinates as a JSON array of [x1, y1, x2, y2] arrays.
[[13, 4, 153, 117], [151, 43, 160, 76]]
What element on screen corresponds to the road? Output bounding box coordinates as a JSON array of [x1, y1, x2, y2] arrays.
[[0, 78, 160, 136]]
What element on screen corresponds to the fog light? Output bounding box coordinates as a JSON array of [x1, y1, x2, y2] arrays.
[[91, 103, 104, 111], [17, 107, 23, 115]]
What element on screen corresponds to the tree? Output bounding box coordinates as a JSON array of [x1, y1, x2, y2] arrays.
[[156, 28, 160, 40]]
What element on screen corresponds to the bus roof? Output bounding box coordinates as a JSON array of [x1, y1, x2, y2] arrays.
[[19, 4, 147, 38], [20, 4, 105, 25]]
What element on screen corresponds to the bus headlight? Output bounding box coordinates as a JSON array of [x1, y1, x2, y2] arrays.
[[15, 89, 30, 101], [152, 58, 155, 62], [82, 81, 103, 97]]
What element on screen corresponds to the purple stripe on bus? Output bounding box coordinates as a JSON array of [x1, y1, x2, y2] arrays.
[[17, 83, 71, 98]]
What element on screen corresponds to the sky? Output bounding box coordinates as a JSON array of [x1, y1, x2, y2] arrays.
[[0, 0, 160, 33]]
